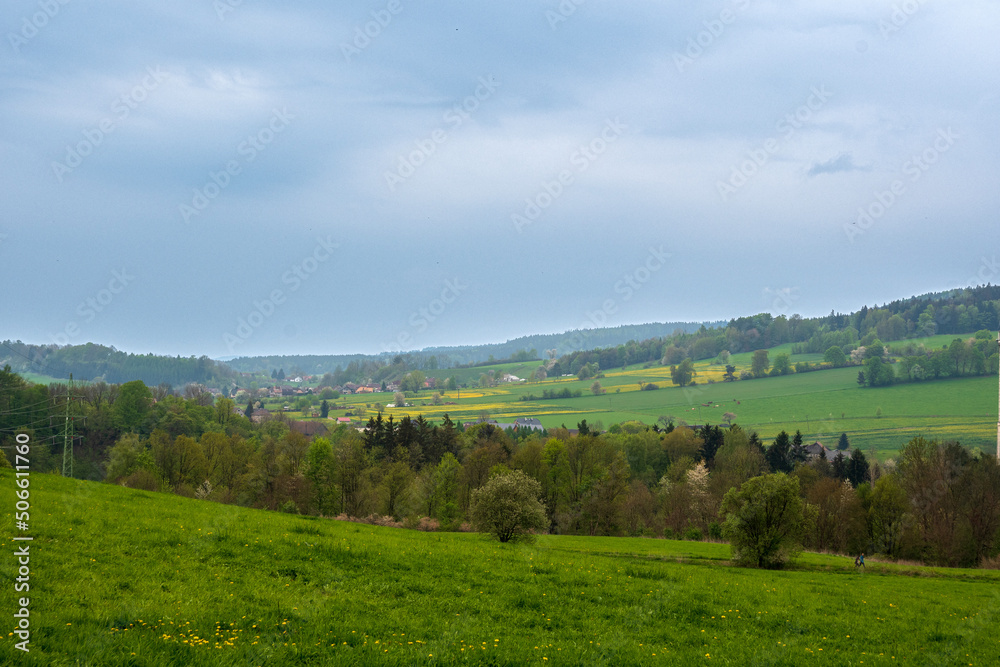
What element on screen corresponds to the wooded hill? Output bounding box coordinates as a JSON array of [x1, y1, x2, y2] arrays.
[[4, 284, 998, 388]]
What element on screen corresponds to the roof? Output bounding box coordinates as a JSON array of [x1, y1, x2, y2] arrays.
[[290, 421, 328, 437]]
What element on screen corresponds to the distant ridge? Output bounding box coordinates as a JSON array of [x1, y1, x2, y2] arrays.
[[223, 321, 725, 374], [5, 284, 996, 384]]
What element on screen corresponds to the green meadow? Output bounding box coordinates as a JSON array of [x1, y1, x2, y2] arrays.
[[5, 469, 1000, 666], [330, 358, 997, 459]]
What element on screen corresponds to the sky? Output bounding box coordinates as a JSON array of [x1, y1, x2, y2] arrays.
[[1, 0, 998, 359]]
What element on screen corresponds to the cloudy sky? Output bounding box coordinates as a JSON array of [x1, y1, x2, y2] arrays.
[[1, 0, 997, 359]]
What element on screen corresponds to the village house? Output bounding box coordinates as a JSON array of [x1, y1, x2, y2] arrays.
[[290, 421, 328, 438], [804, 442, 849, 459]]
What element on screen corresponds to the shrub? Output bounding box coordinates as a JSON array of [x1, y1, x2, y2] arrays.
[[722, 473, 805, 569], [684, 526, 704, 541], [708, 522, 723, 540], [470, 470, 548, 543], [122, 469, 160, 492]]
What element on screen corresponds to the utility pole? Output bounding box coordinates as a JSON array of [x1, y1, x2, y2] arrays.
[[62, 373, 73, 478], [996, 331, 999, 460]]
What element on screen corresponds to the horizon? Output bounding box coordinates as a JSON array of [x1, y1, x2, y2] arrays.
[[5, 281, 992, 364], [2, 2, 998, 359]]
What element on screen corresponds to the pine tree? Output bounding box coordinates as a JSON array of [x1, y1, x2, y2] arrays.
[[837, 432, 850, 450], [791, 430, 807, 464], [766, 431, 793, 473]]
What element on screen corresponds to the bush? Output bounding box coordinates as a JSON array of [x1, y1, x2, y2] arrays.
[[684, 526, 704, 541], [122, 469, 160, 492], [470, 470, 548, 543], [708, 522, 723, 540], [722, 473, 805, 569]]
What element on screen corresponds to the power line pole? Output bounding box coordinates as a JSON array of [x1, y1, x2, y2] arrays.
[[63, 373, 73, 478]]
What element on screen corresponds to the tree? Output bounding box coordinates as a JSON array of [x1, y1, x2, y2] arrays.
[[765, 431, 792, 473], [105, 433, 156, 483], [245, 401, 255, 420], [837, 432, 850, 451], [847, 448, 869, 486], [320, 399, 330, 419], [862, 475, 907, 557], [405, 371, 427, 393], [305, 437, 336, 516], [590, 381, 605, 396], [670, 358, 696, 387], [831, 452, 849, 481], [824, 346, 847, 367], [863, 356, 895, 387], [699, 424, 724, 467], [723, 364, 737, 382], [113, 380, 152, 432], [750, 350, 770, 378], [469, 470, 548, 543], [770, 353, 792, 376], [721, 473, 806, 568], [393, 392, 406, 407], [433, 453, 462, 528]]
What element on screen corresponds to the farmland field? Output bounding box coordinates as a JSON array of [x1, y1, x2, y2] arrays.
[[319, 358, 997, 459], [5, 469, 1000, 666]]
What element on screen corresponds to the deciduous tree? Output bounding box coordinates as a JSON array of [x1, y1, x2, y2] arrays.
[[722, 473, 805, 568], [470, 470, 548, 543], [750, 350, 770, 378]]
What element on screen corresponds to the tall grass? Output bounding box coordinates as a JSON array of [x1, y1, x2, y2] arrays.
[[4, 469, 1000, 665]]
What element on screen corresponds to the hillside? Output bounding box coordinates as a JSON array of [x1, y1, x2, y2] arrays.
[[339, 348, 998, 458], [223, 321, 720, 374], [4, 469, 999, 665], [5, 285, 997, 388], [0, 341, 235, 388]]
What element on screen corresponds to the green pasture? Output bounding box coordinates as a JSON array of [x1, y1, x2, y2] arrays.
[[334, 359, 996, 458], [4, 470, 1000, 666]]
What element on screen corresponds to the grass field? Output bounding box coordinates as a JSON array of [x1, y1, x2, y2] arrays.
[[4, 469, 1000, 665], [323, 357, 998, 458]]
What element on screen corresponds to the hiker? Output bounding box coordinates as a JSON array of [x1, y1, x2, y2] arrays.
[[855, 552, 865, 570]]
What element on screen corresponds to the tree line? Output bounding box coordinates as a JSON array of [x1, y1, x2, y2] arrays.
[[4, 369, 999, 568], [1, 341, 236, 387]]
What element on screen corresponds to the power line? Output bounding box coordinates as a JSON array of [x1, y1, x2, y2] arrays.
[[63, 374, 74, 477]]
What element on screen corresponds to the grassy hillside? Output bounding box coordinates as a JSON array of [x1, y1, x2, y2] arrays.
[[5, 470, 1000, 665], [329, 357, 997, 458]]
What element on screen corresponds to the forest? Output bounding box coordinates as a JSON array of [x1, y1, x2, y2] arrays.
[[3, 364, 997, 569], [3, 285, 998, 390]]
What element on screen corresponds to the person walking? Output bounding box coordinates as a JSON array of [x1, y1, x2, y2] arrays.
[[856, 552, 865, 571]]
